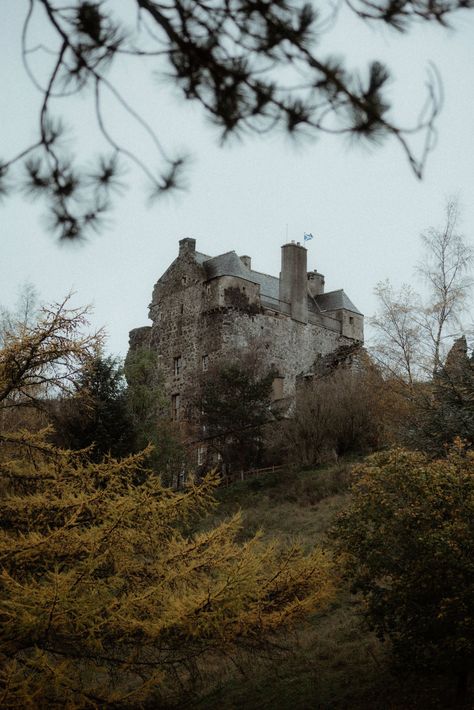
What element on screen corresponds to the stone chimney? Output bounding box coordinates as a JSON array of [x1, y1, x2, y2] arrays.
[[307, 270, 325, 296], [240, 255, 251, 269], [279, 241, 308, 323], [179, 237, 196, 255]]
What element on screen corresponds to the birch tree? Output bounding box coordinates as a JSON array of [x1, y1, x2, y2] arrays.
[[418, 199, 473, 375], [370, 199, 472, 382]]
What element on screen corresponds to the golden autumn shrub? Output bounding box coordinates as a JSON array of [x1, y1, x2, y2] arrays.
[[0, 299, 334, 707]]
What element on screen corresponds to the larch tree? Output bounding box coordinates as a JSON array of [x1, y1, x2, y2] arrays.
[[1, 1, 473, 239], [0, 298, 335, 707]]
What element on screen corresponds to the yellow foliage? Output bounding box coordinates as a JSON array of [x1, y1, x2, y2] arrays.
[[0, 434, 333, 706], [0, 298, 334, 707]]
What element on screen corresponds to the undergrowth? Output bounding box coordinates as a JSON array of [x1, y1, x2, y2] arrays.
[[191, 458, 471, 709]]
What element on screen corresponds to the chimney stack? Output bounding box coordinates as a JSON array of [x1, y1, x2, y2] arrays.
[[307, 270, 325, 296], [279, 241, 308, 323], [179, 237, 196, 255]]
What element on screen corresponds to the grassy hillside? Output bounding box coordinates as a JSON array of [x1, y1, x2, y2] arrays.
[[191, 461, 470, 709]]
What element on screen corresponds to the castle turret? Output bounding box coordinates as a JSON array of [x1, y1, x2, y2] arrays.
[[279, 241, 308, 323]]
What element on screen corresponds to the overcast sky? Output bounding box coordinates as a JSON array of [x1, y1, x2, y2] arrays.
[[1, 3, 474, 356]]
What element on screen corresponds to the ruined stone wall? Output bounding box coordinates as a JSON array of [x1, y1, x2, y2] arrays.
[[211, 309, 352, 399], [326, 309, 364, 341]]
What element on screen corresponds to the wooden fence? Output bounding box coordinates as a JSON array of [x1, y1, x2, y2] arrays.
[[222, 464, 284, 485]]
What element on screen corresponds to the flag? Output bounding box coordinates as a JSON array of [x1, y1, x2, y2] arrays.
[[304, 232, 314, 242]]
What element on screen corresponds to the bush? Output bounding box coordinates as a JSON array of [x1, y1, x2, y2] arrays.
[[275, 365, 383, 467], [333, 443, 474, 700]]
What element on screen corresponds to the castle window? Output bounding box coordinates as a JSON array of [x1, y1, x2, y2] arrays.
[[202, 354, 209, 372], [174, 356, 182, 376], [197, 446, 206, 466], [181, 275, 188, 286], [180, 303, 184, 314], [349, 316, 354, 325], [171, 393, 180, 420]]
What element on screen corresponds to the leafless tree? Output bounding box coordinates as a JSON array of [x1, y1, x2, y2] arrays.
[[370, 199, 473, 382], [0, 282, 40, 345], [417, 199, 473, 374], [370, 280, 423, 385], [275, 360, 383, 466]]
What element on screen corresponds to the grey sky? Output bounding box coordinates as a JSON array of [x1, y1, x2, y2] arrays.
[[1, 3, 474, 355]]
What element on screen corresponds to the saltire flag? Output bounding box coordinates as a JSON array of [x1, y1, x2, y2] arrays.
[[304, 232, 314, 242]]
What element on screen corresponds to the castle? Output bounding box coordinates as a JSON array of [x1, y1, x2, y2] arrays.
[[128, 237, 363, 421]]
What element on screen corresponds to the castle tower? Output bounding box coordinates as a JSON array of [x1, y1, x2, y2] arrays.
[[279, 241, 308, 323]]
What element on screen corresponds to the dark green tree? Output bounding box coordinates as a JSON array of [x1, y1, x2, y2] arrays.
[[124, 347, 164, 448], [53, 354, 134, 460], [408, 337, 474, 455], [125, 347, 186, 482], [333, 444, 474, 702], [197, 360, 274, 471], [2, 1, 472, 239]]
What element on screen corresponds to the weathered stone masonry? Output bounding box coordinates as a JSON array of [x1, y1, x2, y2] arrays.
[[128, 237, 364, 418]]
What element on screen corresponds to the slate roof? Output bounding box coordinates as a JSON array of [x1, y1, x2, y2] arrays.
[[315, 290, 362, 315], [194, 251, 211, 265], [203, 251, 253, 282], [247, 270, 280, 300], [193, 249, 362, 315], [201, 250, 280, 300]]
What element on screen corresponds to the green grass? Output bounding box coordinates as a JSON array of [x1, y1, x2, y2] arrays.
[[207, 462, 352, 546], [191, 459, 470, 709]]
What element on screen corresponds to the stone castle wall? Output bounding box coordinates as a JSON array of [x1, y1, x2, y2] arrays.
[[128, 239, 364, 420]]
